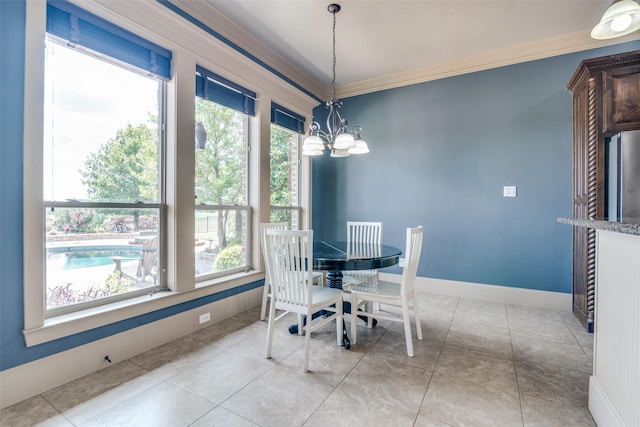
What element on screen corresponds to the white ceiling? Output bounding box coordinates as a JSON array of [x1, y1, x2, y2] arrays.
[[174, 0, 640, 98]]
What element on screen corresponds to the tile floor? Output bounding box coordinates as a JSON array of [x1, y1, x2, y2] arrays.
[[1, 293, 596, 427]]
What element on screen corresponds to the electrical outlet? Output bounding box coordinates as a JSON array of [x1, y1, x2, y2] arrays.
[[199, 312, 211, 324], [503, 186, 517, 197], [399, 257, 405, 267]]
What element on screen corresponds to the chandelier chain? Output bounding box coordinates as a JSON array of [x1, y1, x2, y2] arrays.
[[331, 8, 337, 101]]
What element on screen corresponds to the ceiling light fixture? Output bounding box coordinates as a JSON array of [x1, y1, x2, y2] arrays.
[[302, 3, 369, 157], [591, 0, 640, 39]]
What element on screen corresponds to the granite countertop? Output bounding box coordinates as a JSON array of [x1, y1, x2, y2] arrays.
[[557, 217, 640, 236]]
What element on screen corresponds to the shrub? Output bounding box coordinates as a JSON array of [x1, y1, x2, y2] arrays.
[[213, 245, 243, 271]]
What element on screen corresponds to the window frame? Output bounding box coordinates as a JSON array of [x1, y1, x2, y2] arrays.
[[22, 0, 317, 347], [41, 13, 169, 317]]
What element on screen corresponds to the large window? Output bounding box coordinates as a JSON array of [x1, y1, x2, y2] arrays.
[[270, 103, 304, 228], [194, 67, 254, 280], [23, 0, 315, 345], [42, 1, 168, 315]]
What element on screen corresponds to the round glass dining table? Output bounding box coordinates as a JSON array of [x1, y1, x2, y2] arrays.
[[289, 241, 403, 348], [313, 241, 403, 289]]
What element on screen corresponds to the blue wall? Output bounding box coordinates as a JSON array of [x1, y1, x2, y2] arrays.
[[312, 41, 640, 293]]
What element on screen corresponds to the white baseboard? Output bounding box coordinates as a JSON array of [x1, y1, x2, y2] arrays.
[[589, 376, 626, 427], [379, 274, 572, 312], [0, 288, 262, 410]]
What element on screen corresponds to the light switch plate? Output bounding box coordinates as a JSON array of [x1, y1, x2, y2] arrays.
[[503, 186, 517, 197]]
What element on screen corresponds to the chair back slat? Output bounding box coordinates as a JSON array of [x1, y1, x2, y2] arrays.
[[347, 221, 383, 246], [346, 221, 383, 279], [265, 229, 314, 308], [401, 226, 423, 296], [260, 223, 287, 283]]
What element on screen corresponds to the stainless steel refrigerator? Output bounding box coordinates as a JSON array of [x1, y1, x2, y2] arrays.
[[608, 130, 640, 224]]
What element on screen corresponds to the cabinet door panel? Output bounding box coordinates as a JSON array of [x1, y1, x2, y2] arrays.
[[603, 64, 640, 134]]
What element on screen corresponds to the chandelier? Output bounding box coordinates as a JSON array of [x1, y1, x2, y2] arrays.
[[302, 3, 369, 157], [591, 0, 640, 39]]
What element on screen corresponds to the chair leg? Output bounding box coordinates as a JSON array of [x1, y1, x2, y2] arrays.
[[350, 296, 359, 346], [303, 316, 312, 372], [413, 297, 423, 341], [366, 301, 374, 328], [401, 301, 414, 357], [297, 314, 304, 335], [260, 280, 270, 321], [265, 300, 277, 359], [336, 302, 343, 347]]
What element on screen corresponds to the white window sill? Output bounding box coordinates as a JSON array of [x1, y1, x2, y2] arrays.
[[23, 270, 264, 347]]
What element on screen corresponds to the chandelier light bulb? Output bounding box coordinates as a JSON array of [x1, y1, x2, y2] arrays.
[[611, 14, 633, 31], [348, 139, 370, 154], [333, 132, 356, 150], [330, 149, 350, 158]]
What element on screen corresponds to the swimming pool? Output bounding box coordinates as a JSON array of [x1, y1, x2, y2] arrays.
[[47, 245, 142, 271]]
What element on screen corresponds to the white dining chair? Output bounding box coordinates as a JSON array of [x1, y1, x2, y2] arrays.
[[349, 226, 424, 357], [343, 221, 383, 285], [264, 229, 344, 372], [260, 223, 324, 325], [259, 222, 288, 321]]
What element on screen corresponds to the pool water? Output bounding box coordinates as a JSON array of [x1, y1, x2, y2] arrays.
[[47, 246, 141, 271]]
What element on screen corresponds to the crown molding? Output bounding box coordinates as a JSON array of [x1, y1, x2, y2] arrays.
[[168, 0, 325, 100], [336, 31, 640, 99]]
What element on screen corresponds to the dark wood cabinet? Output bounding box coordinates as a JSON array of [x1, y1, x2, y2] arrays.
[[567, 50, 640, 332]]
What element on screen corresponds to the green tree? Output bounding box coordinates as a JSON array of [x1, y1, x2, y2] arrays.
[[81, 123, 158, 230], [195, 99, 245, 248], [270, 126, 293, 204]]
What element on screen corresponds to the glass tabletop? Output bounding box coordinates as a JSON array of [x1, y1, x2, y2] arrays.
[[313, 241, 402, 271]]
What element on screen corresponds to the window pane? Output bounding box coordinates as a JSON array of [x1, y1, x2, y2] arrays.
[[44, 39, 161, 202], [43, 37, 164, 313], [270, 124, 299, 208], [269, 208, 296, 229], [194, 98, 248, 205], [195, 208, 248, 277], [46, 207, 160, 311], [194, 94, 249, 281]]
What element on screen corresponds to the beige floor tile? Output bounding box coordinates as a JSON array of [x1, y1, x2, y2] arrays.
[[515, 360, 590, 407], [521, 394, 596, 427], [226, 319, 304, 364], [433, 345, 518, 389], [41, 361, 164, 425], [168, 349, 272, 404], [0, 395, 72, 427], [191, 406, 260, 427], [340, 354, 431, 413], [413, 414, 455, 427], [420, 378, 523, 427], [128, 335, 221, 379], [509, 321, 578, 345], [78, 380, 214, 426], [507, 304, 565, 325], [277, 335, 363, 386], [367, 325, 444, 370], [421, 345, 521, 426], [445, 319, 513, 358], [454, 299, 509, 324], [303, 381, 418, 427], [220, 365, 335, 427], [512, 336, 592, 373]]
